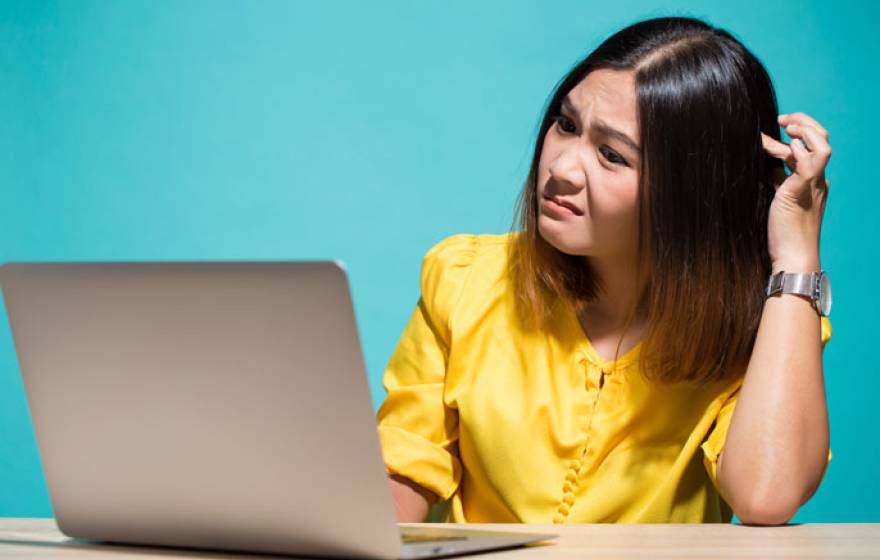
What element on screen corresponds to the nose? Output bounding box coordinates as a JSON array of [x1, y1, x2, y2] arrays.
[[548, 144, 587, 194]]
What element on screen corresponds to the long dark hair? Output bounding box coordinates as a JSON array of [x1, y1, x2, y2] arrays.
[[511, 16, 783, 385]]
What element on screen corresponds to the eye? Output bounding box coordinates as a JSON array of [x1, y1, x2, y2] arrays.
[[552, 114, 577, 135], [600, 146, 629, 167]]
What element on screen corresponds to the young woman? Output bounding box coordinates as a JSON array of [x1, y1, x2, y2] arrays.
[[377, 16, 833, 526]]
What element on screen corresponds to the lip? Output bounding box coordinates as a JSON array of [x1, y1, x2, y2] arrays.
[[542, 196, 583, 217]]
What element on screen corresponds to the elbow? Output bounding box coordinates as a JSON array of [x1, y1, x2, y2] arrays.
[[725, 468, 824, 525], [732, 492, 801, 526], [718, 453, 824, 526]]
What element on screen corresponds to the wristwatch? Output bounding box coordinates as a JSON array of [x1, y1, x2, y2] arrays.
[[765, 271, 832, 317]]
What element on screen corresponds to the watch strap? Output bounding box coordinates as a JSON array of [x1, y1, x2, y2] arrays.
[[765, 271, 819, 299]]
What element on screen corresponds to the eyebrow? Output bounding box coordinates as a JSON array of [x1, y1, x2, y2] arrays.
[[561, 97, 641, 154]]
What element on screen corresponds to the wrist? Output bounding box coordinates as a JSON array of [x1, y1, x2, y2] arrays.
[[771, 255, 821, 274], [765, 270, 832, 317]]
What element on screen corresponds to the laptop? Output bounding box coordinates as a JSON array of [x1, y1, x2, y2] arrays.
[[0, 261, 556, 559]]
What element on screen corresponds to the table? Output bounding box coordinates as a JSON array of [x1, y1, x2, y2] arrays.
[[0, 518, 877, 559]]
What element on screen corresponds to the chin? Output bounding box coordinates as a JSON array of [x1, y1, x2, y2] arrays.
[[537, 218, 592, 257]]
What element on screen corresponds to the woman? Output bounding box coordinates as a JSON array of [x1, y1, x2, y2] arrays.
[[377, 16, 833, 526]]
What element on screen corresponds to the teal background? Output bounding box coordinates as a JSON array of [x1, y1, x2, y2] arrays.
[[1, 0, 877, 522]]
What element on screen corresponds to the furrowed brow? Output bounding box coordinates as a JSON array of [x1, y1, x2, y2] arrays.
[[561, 97, 641, 154]]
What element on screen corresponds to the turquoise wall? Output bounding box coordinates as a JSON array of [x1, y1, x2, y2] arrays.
[[2, 0, 877, 522]]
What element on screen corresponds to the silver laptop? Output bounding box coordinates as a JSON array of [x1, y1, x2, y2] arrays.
[[0, 261, 555, 559]]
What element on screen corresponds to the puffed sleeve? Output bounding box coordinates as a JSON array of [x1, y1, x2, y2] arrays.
[[375, 234, 478, 501], [701, 316, 833, 490]]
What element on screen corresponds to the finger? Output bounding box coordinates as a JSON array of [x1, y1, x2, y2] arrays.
[[761, 133, 798, 173], [761, 132, 791, 159], [783, 138, 815, 199], [778, 112, 829, 140], [789, 137, 809, 167], [786, 123, 832, 167]]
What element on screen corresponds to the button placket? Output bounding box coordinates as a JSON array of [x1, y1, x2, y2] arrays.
[[553, 360, 607, 524]]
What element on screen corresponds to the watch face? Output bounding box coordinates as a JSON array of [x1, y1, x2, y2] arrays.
[[819, 272, 832, 316]]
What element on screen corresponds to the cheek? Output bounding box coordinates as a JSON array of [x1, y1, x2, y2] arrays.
[[591, 176, 640, 222]]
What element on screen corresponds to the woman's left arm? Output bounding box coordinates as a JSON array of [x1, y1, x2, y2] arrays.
[[716, 112, 833, 526]]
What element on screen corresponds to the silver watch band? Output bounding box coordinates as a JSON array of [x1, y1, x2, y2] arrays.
[[765, 271, 819, 299]]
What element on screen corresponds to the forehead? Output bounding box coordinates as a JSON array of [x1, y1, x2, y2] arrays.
[[565, 69, 638, 139]]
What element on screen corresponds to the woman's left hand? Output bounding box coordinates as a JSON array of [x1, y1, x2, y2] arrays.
[[761, 112, 832, 272]]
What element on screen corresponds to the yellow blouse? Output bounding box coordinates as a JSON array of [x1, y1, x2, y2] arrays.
[[376, 233, 832, 524]]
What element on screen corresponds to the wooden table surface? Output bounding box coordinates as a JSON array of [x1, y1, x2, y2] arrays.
[[0, 518, 877, 559]]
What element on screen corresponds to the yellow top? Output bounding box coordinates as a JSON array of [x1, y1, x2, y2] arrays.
[[376, 233, 832, 523]]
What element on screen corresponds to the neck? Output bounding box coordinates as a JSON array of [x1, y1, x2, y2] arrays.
[[582, 253, 648, 332]]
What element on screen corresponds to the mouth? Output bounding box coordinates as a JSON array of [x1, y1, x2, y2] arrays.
[[542, 195, 583, 216]]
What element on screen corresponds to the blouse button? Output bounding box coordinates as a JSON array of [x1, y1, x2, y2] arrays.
[[570, 460, 582, 470], [565, 471, 577, 483], [558, 503, 571, 515], [562, 481, 574, 492], [552, 514, 565, 524], [563, 492, 575, 505]]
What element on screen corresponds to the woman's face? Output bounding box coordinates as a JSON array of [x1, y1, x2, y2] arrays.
[[537, 68, 642, 261]]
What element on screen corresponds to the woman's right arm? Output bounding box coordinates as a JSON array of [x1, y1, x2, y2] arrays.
[[379, 235, 478, 523], [388, 474, 435, 522]]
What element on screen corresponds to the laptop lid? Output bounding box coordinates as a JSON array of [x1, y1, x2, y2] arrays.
[[1, 261, 404, 558]]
